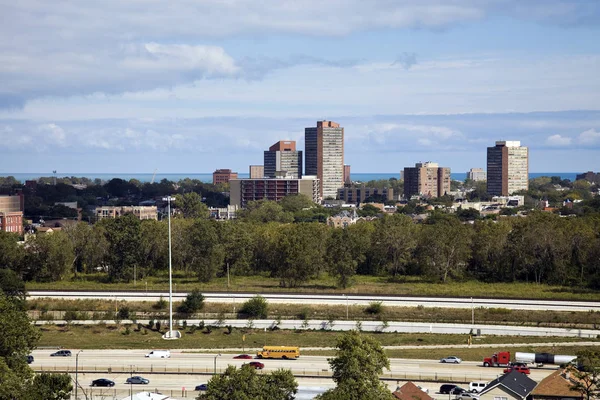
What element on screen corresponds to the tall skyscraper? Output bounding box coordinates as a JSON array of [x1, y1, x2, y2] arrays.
[[264, 140, 302, 179], [403, 162, 451, 199], [487, 141, 529, 196], [305, 121, 344, 199], [249, 165, 264, 179]]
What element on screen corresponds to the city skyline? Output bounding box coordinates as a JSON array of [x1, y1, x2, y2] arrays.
[[0, 1, 599, 173]]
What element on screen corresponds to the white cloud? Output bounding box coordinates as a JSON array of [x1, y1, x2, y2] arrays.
[[545, 134, 572, 146], [578, 128, 600, 145]]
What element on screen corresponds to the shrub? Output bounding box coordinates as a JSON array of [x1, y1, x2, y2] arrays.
[[137, 322, 143, 332], [365, 301, 384, 315], [198, 320, 205, 330], [153, 296, 167, 310], [117, 307, 130, 320], [91, 312, 102, 321], [239, 295, 268, 319], [123, 326, 131, 335], [141, 328, 148, 335], [177, 290, 205, 315], [182, 320, 187, 329], [297, 307, 310, 320], [79, 311, 90, 320], [226, 325, 233, 334], [205, 325, 213, 334], [148, 319, 155, 330], [64, 310, 78, 324], [156, 321, 162, 332]]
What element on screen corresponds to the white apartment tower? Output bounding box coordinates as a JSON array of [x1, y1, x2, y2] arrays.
[[305, 121, 344, 200], [487, 141, 529, 196]]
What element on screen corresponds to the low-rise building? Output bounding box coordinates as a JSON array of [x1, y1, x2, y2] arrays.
[[338, 185, 394, 204], [479, 370, 537, 400], [392, 382, 433, 400], [209, 205, 239, 220], [468, 168, 487, 181], [212, 169, 238, 185], [95, 206, 158, 221], [0, 193, 24, 234], [229, 176, 320, 208], [327, 210, 360, 228], [530, 370, 583, 400]]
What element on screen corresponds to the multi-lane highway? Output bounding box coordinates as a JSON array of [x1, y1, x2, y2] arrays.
[[28, 291, 600, 312], [33, 349, 558, 399]]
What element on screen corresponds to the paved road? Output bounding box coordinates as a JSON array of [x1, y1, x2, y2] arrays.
[[34, 350, 558, 399], [28, 291, 600, 312]]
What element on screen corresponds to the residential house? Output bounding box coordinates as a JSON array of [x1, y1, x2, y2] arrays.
[[392, 382, 433, 400], [479, 370, 537, 400], [327, 210, 360, 228], [530, 370, 583, 400]]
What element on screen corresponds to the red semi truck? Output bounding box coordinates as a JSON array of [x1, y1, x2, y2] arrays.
[[483, 351, 576, 367]]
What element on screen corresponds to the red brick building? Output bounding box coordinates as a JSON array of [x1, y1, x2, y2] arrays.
[[213, 169, 238, 185], [0, 193, 24, 234]]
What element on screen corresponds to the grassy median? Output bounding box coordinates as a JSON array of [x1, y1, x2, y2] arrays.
[[37, 324, 599, 357], [26, 273, 600, 301]]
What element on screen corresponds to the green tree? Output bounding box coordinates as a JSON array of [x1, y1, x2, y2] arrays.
[[416, 216, 472, 282], [24, 232, 74, 282], [177, 289, 205, 315], [239, 295, 268, 319], [326, 222, 374, 288], [184, 219, 225, 282], [358, 204, 381, 217], [198, 365, 297, 400], [468, 219, 512, 281], [0, 231, 24, 275], [568, 350, 600, 400], [238, 200, 294, 223], [64, 222, 109, 275], [279, 194, 315, 213], [268, 223, 328, 287], [0, 269, 26, 306], [139, 219, 168, 276], [175, 192, 209, 219], [370, 214, 418, 277], [26, 373, 72, 400], [218, 222, 256, 276], [99, 213, 142, 281], [316, 331, 393, 400]]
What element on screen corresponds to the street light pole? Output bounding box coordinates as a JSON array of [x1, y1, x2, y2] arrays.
[[214, 353, 222, 375], [345, 295, 348, 319], [75, 350, 82, 400], [471, 297, 474, 326], [162, 196, 180, 340]]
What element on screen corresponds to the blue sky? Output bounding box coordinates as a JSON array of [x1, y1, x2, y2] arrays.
[[1, 0, 599, 174]]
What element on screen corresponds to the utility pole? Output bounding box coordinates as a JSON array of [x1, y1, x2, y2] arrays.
[[162, 196, 180, 340], [130, 365, 133, 399], [227, 262, 230, 289], [75, 350, 82, 400]]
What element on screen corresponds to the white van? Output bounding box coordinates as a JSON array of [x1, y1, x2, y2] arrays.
[[145, 350, 170, 359], [469, 382, 487, 393]]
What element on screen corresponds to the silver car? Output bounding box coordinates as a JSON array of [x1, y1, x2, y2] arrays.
[[441, 356, 462, 363]]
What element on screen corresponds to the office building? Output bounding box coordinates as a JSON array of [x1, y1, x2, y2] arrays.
[[468, 168, 487, 181], [264, 140, 302, 179], [338, 185, 394, 204], [0, 193, 24, 234], [95, 206, 158, 221], [229, 176, 320, 208], [343, 165, 351, 184], [249, 165, 264, 179], [403, 162, 451, 199], [487, 141, 529, 196], [212, 169, 238, 185], [305, 120, 344, 200]]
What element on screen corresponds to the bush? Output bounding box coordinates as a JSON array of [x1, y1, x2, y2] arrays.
[[148, 319, 155, 330], [205, 325, 213, 334], [64, 310, 78, 324], [226, 325, 233, 334], [198, 320, 205, 330], [153, 296, 167, 310], [156, 321, 162, 332], [239, 295, 268, 319], [177, 290, 205, 315], [123, 326, 131, 335], [117, 307, 130, 320], [297, 307, 310, 320], [365, 301, 384, 315]]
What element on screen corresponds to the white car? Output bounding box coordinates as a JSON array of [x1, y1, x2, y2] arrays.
[[455, 393, 480, 400], [417, 385, 429, 394], [441, 356, 462, 363], [145, 350, 170, 358]]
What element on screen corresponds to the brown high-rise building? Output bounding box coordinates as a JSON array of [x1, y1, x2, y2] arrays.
[[403, 162, 451, 199], [229, 176, 320, 208], [343, 165, 351, 184], [212, 169, 238, 185], [305, 121, 344, 200], [487, 141, 529, 196], [264, 140, 302, 179], [249, 165, 264, 179]]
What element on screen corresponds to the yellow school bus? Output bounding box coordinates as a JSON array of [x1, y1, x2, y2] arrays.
[[256, 346, 300, 359]]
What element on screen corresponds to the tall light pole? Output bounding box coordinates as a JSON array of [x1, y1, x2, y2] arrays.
[[75, 350, 82, 400], [471, 297, 474, 326], [344, 294, 349, 320], [214, 353, 222, 375], [162, 196, 180, 340]]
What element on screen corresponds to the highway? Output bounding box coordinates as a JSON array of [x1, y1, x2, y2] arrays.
[[28, 291, 600, 312], [31, 350, 558, 400]]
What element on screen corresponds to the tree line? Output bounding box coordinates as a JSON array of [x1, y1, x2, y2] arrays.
[[1, 200, 600, 289]]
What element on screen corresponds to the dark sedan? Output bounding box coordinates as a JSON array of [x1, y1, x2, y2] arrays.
[[50, 350, 72, 357], [126, 376, 149, 384], [233, 354, 253, 359], [195, 384, 208, 391], [91, 378, 115, 387], [245, 361, 265, 370]]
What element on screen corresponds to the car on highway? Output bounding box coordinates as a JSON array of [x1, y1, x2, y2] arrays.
[[455, 393, 480, 400], [195, 384, 208, 391], [440, 384, 460, 394], [26, 355, 34, 364], [145, 350, 170, 358], [233, 354, 253, 359], [503, 365, 531, 375], [417, 385, 429, 394], [126, 376, 149, 384], [450, 387, 468, 395], [50, 350, 72, 357], [440, 356, 462, 364], [244, 361, 265, 370], [91, 378, 115, 387], [469, 382, 487, 393]]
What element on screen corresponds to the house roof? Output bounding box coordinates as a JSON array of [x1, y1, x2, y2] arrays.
[[392, 382, 434, 400], [480, 370, 538, 399], [531, 370, 583, 398]]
